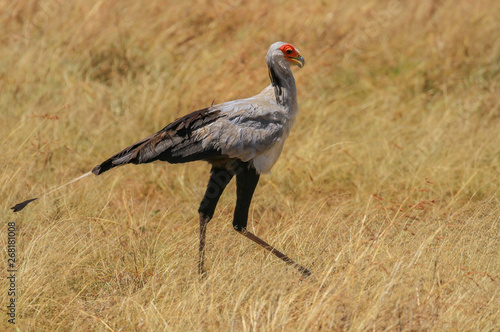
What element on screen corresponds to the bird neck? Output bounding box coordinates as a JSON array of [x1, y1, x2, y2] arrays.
[[268, 63, 298, 109]]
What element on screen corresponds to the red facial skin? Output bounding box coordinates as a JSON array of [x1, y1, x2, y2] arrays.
[[279, 44, 300, 60]]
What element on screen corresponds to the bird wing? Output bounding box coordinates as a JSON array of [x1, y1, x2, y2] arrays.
[[194, 88, 288, 166], [93, 86, 288, 175], [92, 107, 226, 175]]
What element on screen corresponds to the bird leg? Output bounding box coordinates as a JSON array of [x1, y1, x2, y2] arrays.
[[236, 229, 311, 276], [198, 214, 210, 275], [234, 165, 311, 277], [198, 166, 234, 275]]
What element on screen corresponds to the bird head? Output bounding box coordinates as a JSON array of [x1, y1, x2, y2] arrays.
[[267, 42, 305, 69], [279, 43, 305, 68]]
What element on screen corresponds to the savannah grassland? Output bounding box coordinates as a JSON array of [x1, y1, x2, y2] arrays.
[[1, 0, 499, 330]]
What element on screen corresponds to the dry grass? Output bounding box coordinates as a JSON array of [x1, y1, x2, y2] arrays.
[[1, 0, 499, 330]]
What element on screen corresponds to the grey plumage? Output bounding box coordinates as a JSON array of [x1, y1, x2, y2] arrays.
[[92, 41, 304, 175]]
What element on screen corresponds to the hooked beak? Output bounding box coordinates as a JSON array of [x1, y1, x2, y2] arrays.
[[288, 54, 305, 68]]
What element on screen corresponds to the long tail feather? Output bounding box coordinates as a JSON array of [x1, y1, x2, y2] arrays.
[[11, 171, 93, 212]]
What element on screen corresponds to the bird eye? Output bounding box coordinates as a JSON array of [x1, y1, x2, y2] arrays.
[[286, 49, 293, 55]]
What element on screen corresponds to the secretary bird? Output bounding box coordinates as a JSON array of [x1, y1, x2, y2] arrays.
[[12, 41, 310, 276]]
